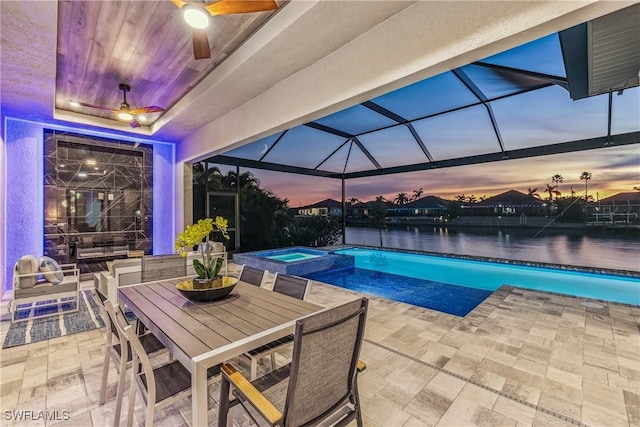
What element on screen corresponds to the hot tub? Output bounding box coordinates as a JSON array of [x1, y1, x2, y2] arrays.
[[233, 247, 353, 276]]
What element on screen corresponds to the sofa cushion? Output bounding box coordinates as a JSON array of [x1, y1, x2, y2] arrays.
[[15, 255, 39, 288], [14, 279, 78, 298], [39, 256, 64, 284]]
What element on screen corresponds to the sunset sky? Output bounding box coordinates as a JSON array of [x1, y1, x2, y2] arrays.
[[248, 143, 640, 206]]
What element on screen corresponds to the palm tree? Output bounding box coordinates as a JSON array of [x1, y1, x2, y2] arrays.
[[394, 192, 409, 205], [348, 197, 360, 205], [551, 174, 564, 201], [570, 185, 576, 198], [527, 187, 540, 199], [412, 187, 424, 201], [580, 171, 592, 201], [455, 194, 466, 203], [545, 183, 560, 202], [466, 195, 477, 204]]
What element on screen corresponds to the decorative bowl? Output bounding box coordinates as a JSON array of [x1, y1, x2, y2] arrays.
[[176, 277, 238, 302]]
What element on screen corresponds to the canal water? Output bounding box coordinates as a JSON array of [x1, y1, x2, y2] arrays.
[[345, 226, 640, 272]]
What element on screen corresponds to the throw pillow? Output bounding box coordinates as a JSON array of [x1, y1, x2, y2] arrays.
[[16, 255, 39, 288], [39, 256, 64, 284]]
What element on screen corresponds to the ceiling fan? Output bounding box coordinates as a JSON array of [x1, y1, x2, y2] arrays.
[[70, 84, 165, 128], [170, 0, 279, 60]]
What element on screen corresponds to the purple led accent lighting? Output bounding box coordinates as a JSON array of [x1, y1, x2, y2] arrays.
[[2, 117, 177, 291], [1, 112, 6, 296], [4, 119, 44, 293], [153, 143, 175, 255]]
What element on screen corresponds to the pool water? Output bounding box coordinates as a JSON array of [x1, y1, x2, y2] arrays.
[[266, 252, 322, 262], [335, 248, 640, 305], [306, 267, 491, 316]]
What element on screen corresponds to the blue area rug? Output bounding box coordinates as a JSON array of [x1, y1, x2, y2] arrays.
[[3, 290, 106, 349]]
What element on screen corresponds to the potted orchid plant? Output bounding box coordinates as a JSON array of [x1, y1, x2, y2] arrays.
[[175, 216, 230, 288]]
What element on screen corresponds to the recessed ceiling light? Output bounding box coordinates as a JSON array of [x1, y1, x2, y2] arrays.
[[94, 167, 100, 170], [137, 115, 147, 122], [86, 159, 96, 166], [70, 101, 80, 107], [59, 164, 65, 168], [183, 6, 209, 29], [78, 173, 88, 178]]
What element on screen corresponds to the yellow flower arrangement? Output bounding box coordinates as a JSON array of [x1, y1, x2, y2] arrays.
[[175, 217, 230, 279]]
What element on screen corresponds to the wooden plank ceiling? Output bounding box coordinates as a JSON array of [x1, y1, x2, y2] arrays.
[[55, 0, 278, 127]]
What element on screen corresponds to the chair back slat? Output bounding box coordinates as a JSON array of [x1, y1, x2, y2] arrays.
[[283, 298, 368, 426], [238, 265, 267, 287], [141, 254, 186, 283], [272, 273, 310, 300]]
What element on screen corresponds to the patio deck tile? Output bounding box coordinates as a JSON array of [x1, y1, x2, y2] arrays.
[[0, 262, 638, 426]]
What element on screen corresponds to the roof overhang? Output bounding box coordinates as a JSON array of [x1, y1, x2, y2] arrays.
[[560, 3, 640, 100]]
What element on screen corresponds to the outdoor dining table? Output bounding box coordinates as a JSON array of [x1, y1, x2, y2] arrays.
[[119, 277, 322, 426]]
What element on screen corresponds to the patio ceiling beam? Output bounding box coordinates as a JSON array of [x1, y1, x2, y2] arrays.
[[210, 155, 342, 178], [304, 122, 353, 139], [362, 101, 433, 162], [341, 131, 639, 179], [351, 137, 382, 169], [314, 138, 350, 170], [474, 61, 570, 91], [452, 68, 506, 154], [303, 122, 382, 169]]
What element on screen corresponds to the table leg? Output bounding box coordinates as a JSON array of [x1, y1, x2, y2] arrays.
[[192, 364, 208, 426]]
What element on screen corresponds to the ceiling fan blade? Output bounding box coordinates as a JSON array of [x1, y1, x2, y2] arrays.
[[193, 29, 211, 59], [204, 0, 278, 16], [169, 0, 186, 9], [73, 101, 116, 112], [129, 120, 142, 128], [130, 106, 165, 115]]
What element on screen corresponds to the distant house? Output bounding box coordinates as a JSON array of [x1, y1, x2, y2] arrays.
[[346, 200, 395, 218], [295, 198, 342, 217], [387, 196, 450, 217], [588, 192, 640, 224], [468, 190, 546, 216]]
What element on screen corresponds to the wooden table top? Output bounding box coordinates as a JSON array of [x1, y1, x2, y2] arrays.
[[119, 278, 321, 364]]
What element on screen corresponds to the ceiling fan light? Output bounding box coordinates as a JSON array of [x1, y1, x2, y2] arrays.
[[70, 100, 80, 107], [183, 6, 209, 29], [117, 111, 134, 121]]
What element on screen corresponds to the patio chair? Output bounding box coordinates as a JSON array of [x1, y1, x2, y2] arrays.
[[122, 309, 222, 427], [218, 297, 369, 427], [271, 272, 311, 300], [90, 290, 166, 427], [140, 254, 186, 283], [245, 273, 311, 380], [238, 265, 268, 287]]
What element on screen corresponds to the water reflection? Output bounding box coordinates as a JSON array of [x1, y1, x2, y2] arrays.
[[345, 226, 640, 272]]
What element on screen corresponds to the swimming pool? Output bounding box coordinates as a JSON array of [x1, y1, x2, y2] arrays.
[[267, 252, 322, 262], [334, 248, 640, 305], [306, 267, 491, 316]]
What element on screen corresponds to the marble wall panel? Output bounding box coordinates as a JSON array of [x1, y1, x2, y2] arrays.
[[43, 130, 154, 263]]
